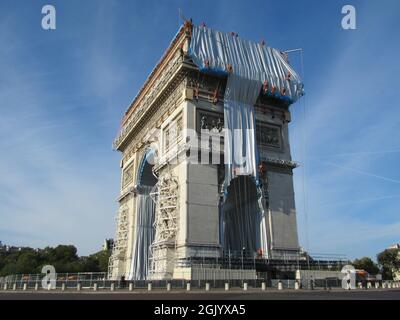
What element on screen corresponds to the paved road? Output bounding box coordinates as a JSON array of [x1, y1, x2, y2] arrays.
[[1, 289, 399, 300]]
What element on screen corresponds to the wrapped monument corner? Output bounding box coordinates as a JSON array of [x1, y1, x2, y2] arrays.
[[109, 22, 305, 281], [189, 25, 304, 257]]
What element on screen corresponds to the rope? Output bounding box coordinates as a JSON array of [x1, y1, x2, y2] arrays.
[[299, 48, 310, 267]]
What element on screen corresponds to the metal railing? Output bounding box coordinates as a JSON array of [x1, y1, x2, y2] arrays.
[[1, 272, 398, 291], [174, 251, 349, 272]]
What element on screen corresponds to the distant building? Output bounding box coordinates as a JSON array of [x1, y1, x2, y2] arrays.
[[0, 242, 30, 253], [387, 243, 400, 250], [102, 239, 114, 251]]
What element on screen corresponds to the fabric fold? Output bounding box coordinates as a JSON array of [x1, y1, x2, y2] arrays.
[[189, 25, 304, 258]]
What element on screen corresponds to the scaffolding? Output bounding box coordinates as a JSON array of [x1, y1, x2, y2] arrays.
[[149, 172, 179, 277], [108, 205, 129, 278]]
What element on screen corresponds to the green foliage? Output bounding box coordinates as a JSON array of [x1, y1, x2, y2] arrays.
[[352, 257, 379, 275], [89, 250, 112, 272], [0, 245, 111, 276], [377, 248, 400, 280]]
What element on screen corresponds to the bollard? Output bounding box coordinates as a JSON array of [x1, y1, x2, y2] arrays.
[[129, 283, 134, 291], [295, 280, 300, 290], [110, 283, 115, 291], [3, 283, 7, 291], [388, 282, 392, 289], [367, 282, 372, 289], [61, 283, 66, 291], [34, 283, 39, 291], [382, 282, 386, 289], [47, 283, 52, 291], [13, 283, 17, 291], [261, 282, 266, 291], [167, 283, 171, 291], [23, 283, 27, 291], [148, 282, 152, 291], [93, 283, 98, 291], [358, 282, 362, 289], [225, 283, 230, 291], [243, 283, 248, 291], [205, 283, 210, 291], [186, 282, 191, 291], [77, 283, 81, 291], [375, 282, 380, 289], [278, 281, 283, 291]]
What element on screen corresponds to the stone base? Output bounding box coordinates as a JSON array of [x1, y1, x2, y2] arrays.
[[172, 267, 257, 280], [270, 248, 302, 260]]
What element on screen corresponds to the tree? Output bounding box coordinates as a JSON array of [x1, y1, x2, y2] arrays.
[[38, 245, 81, 273], [16, 251, 40, 274], [352, 257, 379, 275], [79, 256, 100, 272], [0, 249, 39, 276], [90, 250, 111, 272], [377, 249, 400, 280], [0, 245, 111, 276], [79, 250, 112, 273]]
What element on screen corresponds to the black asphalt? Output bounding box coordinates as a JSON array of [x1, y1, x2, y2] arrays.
[[0, 289, 399, 300]]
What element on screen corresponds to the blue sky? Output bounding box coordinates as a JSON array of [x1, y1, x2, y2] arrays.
[[0, 0, 399, 259]]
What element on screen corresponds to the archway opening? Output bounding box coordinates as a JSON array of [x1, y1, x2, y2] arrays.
[[222, 176, 261, 259], [129, 149, 158, 280]]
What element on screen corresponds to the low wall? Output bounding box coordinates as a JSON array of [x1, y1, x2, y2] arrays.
[[296, 270, 344, 280], [173, 267, 257, 280]]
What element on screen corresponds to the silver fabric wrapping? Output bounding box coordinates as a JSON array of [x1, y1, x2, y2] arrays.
[[190, 25, 303, 188], [128, 186, 155, 280], [224, 74, 261, 188], [189, 25, 304, 257], [189, 25, 304, 103]]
